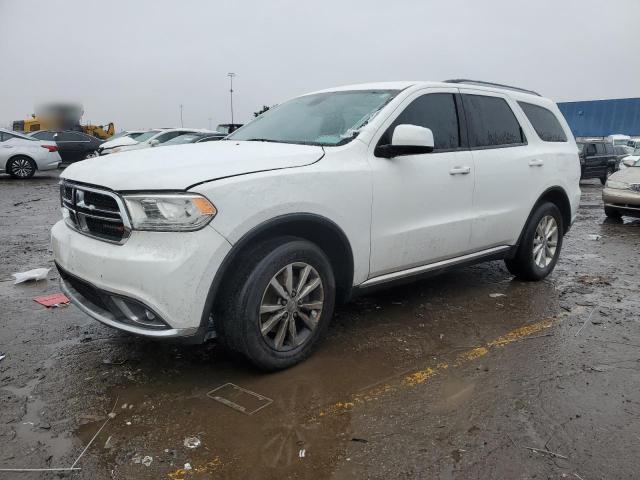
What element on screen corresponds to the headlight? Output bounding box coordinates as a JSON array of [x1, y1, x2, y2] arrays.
[[123, 193, 217, 231], [605, 180, 629, 190]]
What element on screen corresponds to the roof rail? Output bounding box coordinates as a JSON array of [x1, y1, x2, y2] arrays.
[[443, 79, 541, 97]]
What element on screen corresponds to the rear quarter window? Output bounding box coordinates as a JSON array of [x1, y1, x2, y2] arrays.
[[517, 102, 567, 142]]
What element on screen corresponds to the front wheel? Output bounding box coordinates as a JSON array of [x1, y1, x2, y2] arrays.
[[505, 202, 564, 281], [219, 237, 336, 371], [7, 156, 36, 179], [84, 151, 99, 159]]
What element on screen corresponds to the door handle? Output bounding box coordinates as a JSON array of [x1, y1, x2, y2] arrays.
[[449, 166, 471, 175], [529, 159, 544, 167]]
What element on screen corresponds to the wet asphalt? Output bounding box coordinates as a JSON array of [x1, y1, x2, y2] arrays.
[[0, 172, 639, 479]]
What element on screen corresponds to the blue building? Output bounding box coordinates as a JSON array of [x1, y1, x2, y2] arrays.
[[557, 98, 640, 137]]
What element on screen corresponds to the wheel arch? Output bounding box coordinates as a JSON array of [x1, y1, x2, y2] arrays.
[[199, 213, 355, 336], [513, 186, 572, 254]]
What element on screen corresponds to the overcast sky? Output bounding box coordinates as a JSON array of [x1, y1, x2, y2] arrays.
[[2, 0, 639, 131]]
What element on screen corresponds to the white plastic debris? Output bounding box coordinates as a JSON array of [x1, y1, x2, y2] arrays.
[[0, 353, 5, 362], [588, 234, 601, 241], [299, 449, 306, 458], [489, 293, 506, 298], [141, 456, 153, 467], [184, 463, 192, 470], [184, 436, 201, 449], [11, 268, 50, 284]]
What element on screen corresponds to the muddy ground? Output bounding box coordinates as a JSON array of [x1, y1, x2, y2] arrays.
[[0, 172, 639, 479]]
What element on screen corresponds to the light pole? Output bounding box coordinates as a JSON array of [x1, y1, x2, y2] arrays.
[[179, 104, 184, 127], [227, 72, 236, 125]]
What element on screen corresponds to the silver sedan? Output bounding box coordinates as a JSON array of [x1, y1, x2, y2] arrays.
[[0, 128, 61, 178]]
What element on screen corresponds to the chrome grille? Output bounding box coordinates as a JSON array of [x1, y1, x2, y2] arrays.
[[60, 181, 131, 244]]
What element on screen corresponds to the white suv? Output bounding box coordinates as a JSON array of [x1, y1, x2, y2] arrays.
[[52, 80, 580, 370]]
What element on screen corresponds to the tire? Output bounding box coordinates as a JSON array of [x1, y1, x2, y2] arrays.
[[604, 206, 622, 219], [218, 237, 336, 371], [7, 156, 36, 179], [84, 151, 99, 159], [505, 202, 564, 281]]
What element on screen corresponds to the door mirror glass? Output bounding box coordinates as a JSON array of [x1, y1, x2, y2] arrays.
[[377, 124, 435, 158]]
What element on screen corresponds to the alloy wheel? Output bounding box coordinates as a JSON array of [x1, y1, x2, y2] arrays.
[[533, 215, 558, 268], [10, 158, 34, 178], [259, 262, 324, 351]]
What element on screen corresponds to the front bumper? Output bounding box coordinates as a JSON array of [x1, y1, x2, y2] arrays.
[[603, 187, 640, 217], [51, 220, 232, 338]]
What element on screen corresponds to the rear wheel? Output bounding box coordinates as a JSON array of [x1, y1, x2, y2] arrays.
[[505, 202, 563, 281], [218, 237, 336, 371], [7, 156, 36, 179], [604, 206, 622, 219]]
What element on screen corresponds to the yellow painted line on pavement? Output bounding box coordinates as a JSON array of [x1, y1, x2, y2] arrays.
[[165, 317, 557, 477], [167, 457, 222, 480], [316, 317, 555, 418]]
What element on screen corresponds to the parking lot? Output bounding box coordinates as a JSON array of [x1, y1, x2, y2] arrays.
[[0, 173, 637, 479]]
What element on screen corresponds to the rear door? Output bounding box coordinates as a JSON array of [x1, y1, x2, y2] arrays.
[[459, 90, 541, 249], [592, 143, 608, 177], [604, 143, 617, 170], [55, 131, 90, 163]]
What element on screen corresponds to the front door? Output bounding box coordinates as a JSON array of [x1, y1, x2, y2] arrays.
[[368, 88, 475, 278]]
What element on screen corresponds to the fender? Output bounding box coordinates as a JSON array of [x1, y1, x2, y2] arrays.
[[192, 213, 354, 342]]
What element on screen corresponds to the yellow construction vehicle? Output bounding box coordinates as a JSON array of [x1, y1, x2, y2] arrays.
[[82, 122, 115, 140], [12, 103, 115, 140]]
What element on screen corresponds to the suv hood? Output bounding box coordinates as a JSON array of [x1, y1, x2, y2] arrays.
[[61, 141, 324, 191]]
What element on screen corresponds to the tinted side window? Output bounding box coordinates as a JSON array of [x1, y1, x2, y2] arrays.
[[604, 143, 614, 154], [463, 94, 524, 148], [380, 93, 460, 150], [586, 143, 597, 155], [517, 102, 567, 142], [595, 143, 606, 154]]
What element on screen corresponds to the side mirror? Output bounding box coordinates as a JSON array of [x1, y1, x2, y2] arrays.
[[149, 139, 160, 147], [376, 124, 435, 158], [623, 157, 635, 167]]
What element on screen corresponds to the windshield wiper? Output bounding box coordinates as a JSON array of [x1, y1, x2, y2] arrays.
[[245, 138, 285, 143]]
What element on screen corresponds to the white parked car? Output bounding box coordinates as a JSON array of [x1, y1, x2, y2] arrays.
[[622, 139, 640, 156], [619, 148, 640, 170], [98, 128, 202, 155], [52, 80, 580, 370], [0, 128, 61, 178]]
